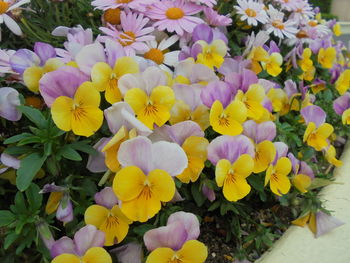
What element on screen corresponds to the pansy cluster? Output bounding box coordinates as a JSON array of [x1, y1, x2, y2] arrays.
[[0, 0, 349, 262]]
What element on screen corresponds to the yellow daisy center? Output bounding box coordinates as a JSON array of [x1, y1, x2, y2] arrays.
[[296, 30, 309, 38], [272, 20, 285, 30], [308, 20, 318, 27], [144, 48, 165, 65], [0, 1, 9, 14], [117, 0, 132, 3], [103, 8, 121, 25], [245, 8, 257, 17], [166, 7, 185, 20], [119, 31, 136, 46]]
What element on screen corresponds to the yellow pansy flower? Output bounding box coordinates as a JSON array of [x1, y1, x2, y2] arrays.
[[253, 140, 276, 173], [84, 204, 132, 246], [209, 100, 247, 136], [51, 247, 112, 263], [196, 39, 227, 69], [146, 240, 208, 263], [265, 157, 292, 196], [303, 122, 333, 151], [215, 154, 254, 202], [113, 166, 175, 222], [324, 145, 343, 167], [91, 57, 139, 104], [51, 82, 103, 137], [262, 53, 283, 77], [235, 84, 266, 120], [248, 46, 270, 74], [335, 69, 350, 95], [318, 47, 336, 69]]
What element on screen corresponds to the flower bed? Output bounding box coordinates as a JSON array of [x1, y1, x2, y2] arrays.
[[0, 0, 350, 262]]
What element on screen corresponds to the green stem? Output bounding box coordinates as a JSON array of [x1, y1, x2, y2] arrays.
[[98, 169, 112, 186]]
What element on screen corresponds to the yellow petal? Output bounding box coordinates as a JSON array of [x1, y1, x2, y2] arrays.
[[91, 62, 112, 91], [292, 174, 311, 193], [303, 122, 316, 142], [82, 247, 112, 263], [124, 88, 148, 114], [23, 66, 44, 93], [71, 106, 104, 137], [275, 157, 292, 177], [120, 187, 161, 222], [191, 105, 210, 131], [113, 166, 146, 201], [169, 100, 191, 125], [43, 58, 64, 73], [84, 204, 109, 228], [308, 212, 317, 235], [317, 123, 334, 138], [74, 82, 101, 107], [246, 84, 265, 103], [148, 169, 175, 202], [233, 154, 254, 178], [223, 174, 251, 201], [51, 96, 74, 132], [52, 254, 80, 263], [292, 213, 311, 227], [215, 159, 231, 187], [270, 173, 291, 196], [177, 240, 208, 263], [146, 248, 174, 263], [113, 56, 139, 77], [253, 141, 276, 173], [45, 192, 63, 214], [150, 85, 176, 110], [105, 78, 122, 104]]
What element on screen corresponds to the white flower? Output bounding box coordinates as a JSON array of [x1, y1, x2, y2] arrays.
[[265, 4, 298, 39], [234, 0, 268, 26], [143, 34, 180, 73], [0, 0, 30, 39]]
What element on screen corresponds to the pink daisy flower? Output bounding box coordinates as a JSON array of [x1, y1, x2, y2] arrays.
[[99, 11, 155, 56], [146, 0, 204, 36], [234, 0, 268, 26], [188, 0, 216, 8], [289, 1, 315, 24], [203, 7, 232, 27], [91, 0, 157, 12]]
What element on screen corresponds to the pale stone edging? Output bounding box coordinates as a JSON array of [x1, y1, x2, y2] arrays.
[[255, 142, 350, 263], [339, 22, 350, 34]]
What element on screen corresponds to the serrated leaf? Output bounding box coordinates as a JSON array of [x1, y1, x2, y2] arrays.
[[3, 133, 33, 144], [0, 211, 16, 227], [61, 146, 82, 161], [17, 105, 47, 129], [16, 152, 47, 191]]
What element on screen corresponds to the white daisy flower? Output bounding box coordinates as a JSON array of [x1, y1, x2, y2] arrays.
[[265, 4, 298, 39], [290, 1, 315, 24], [143, 34, 180, 73], [0, 0, 30, 40], [234, 0, 268, 26]]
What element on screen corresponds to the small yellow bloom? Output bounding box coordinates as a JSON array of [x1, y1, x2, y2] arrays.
[[292, 212, 316, 234], [51, 247, 112, 263], [23, 58, 64, 92], [248, 46, 269, 75], [292, 174, 312, 193], [324, 145, 343, 167], [215, 154, 254, 202], [265, 157, 291, 196], [235, 84, 266, 120], [84, 204, 132, 246], [333, 23, 342, 37], [253, 140, 276, 173], [91, 57, 139, 104], [336, 69, 350, 95], [124, 86, 175, 129], [51, 82, 104, 137], [318, 47, 336, 69], [170, 100, 210, 131], [303, 122, 333, 151], [196, 40, 227, 69], [146, 240, 208, 263], [113, 166, 175, 222], [176, 136, 209, 183], [298, 48, 315, 81], [45, 192, 63, 214], [209, 100, 247, 136], [267, 88, 289, 115], [262, 53, 283, 77]]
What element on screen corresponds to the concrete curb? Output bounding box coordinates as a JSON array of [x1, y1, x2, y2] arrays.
[[339, 22, 350, 34], [256, 142, 350, 263]]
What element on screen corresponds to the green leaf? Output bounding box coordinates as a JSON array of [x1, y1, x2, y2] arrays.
[[133, 224, 156, 236], [16, 152, 47, 191], [191, 183, 205, 207], [308, 178, 339, 190], [208, 200, 221, 211], [61, 146, 82, 161], [4, 146, 33, 155], [17, 136, 42, 146], [247, 175, 264, 192], [14, 191, 27, 214], [69, 141, 98, 155], [17, 105, 47, 129], [4, 233, 19, 250], [3, 133, 33, 144], [0, 211, 16, 227], [44, 142, 52, 156], [25, 184, 42, 212]]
